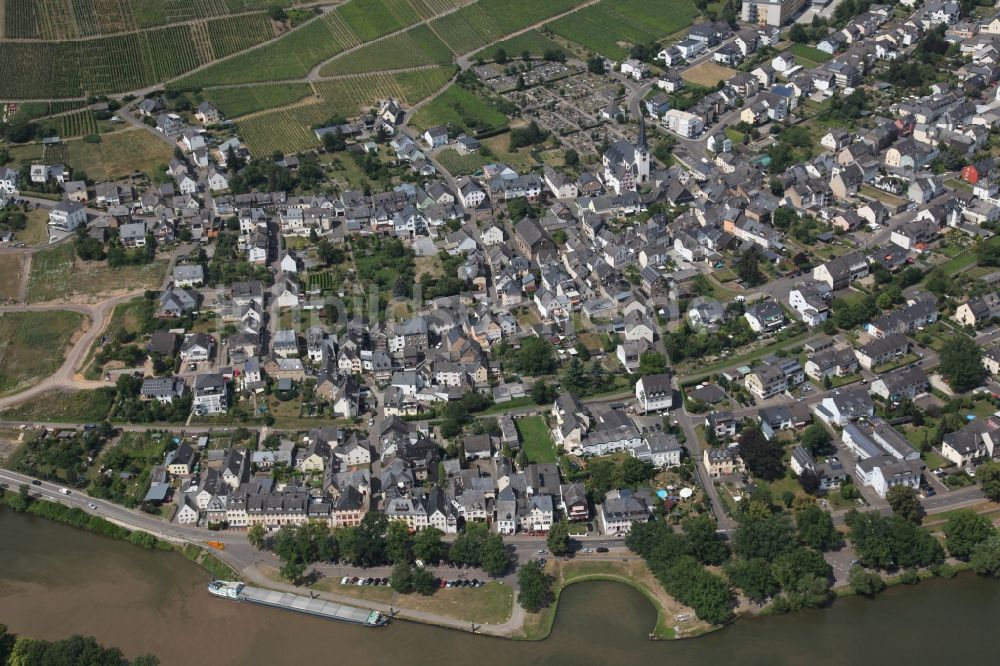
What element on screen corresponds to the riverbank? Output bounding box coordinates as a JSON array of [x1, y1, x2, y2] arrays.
[[518, 559, 715, 641]]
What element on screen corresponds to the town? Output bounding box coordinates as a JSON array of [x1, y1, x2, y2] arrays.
[[4, 0, 1000, 645]]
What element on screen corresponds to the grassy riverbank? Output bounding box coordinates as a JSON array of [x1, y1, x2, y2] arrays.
[[518, 559, 715, 641]]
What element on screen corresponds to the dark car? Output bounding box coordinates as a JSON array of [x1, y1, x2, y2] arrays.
[[595, 547, 609, 553], [31, 480, 42, 486]]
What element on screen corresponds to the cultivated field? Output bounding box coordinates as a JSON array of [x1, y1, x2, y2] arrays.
[[682, 62, 735, 88], [60, 110, 100, 138], [472, 29, 564, 59], [27, 244, 168, 303], [0, 310, 85, 396], [547, 0, 699, 59], [410, 82, 508, 133], [338, 0, 420, 41], [435, 148, 491, 175]]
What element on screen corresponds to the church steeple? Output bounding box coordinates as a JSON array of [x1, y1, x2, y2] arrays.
[[638, 113, 648, 152]]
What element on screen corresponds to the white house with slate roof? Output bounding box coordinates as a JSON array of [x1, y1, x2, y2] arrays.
[[635, 373, 675, 413]]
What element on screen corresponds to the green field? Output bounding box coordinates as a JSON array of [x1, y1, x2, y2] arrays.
[[4, 128, 174, 182], [203, 82, 314, 118], [789, 42, 833, 67], [0, 254, 23, 300], [410, 82, 508, 133], [237, 67, 455, 155], [0, 310, 85, 396], [27, 243, 168, 304], [516, 415, 557, 463], [60, 110, 100, 138], [435, 148, 492, 175], [430, 0, 584, 55], [338, 0, 420, 41], [0, 388, 115, 423], [320, 24, 454, 75], [547, 0, 699, 59], [472, 29, 565, 59]]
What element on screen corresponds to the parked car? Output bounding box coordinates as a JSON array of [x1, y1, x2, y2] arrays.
[[595, 547, 609, 553]]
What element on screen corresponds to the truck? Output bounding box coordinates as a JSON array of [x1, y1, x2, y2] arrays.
[[59, 488, 70, 495]]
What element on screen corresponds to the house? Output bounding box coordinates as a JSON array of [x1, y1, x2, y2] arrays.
[[866, 294, 938, 338], [180, 333, 214, 362], [166, 443, 196, 476], [855, 456, 924, 498], [706, 411, 738, 439], [632, 433, 683, 468], [47, 200, 87, 241], [158, 288, 199, 318], [560, 483, 589, 522], [982, 346, 1000, 376], [813, 387, 874, 426], [140, 377, 186, 404], [745, 363, 787, 400], [953, 293, 1000, 328], [744, 299, 786, 334], [621, 59, 650, 80], [854, 334, 909, 370], [423, 125, 448, 149], [789, 283, 830, 327], [173, 264, 204, 287], [940, 418, 999, 467], [195, 101, 222, 125], [176, 495, 199, 524], [635, 373, 674, 413], [805, 347, 858, 381], [687, 297, 726, 331], [812, 251, 869, 289], [704, 447, 741, 477], [192, 373, 228, 415], [789, 446, 846, 490], [870, 366, 929, 402], [600, 489, 651, 534]]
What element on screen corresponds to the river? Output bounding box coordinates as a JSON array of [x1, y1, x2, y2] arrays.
[[2, 509, 998, 665]]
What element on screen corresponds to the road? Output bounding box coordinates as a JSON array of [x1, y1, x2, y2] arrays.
[[0, 291, 147, 409]]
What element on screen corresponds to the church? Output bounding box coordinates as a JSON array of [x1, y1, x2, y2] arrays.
[[601, 114, 651, 195]]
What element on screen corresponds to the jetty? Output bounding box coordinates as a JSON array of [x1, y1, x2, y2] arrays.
[[208, 581, 387, 626]]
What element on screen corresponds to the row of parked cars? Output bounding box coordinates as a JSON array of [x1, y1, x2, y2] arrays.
[[340, 576, 486, 588]]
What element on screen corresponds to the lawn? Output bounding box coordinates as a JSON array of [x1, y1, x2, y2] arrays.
[[682, 62, 735, 88], [480, 131, 540, 170], [20, 208, 51, 245], [410, 83, 509, 134], [937, 251, 977, 275], [0, 310, 85, 396], [516, 415, 557, 463], [0, 254, 24, 300], [63, 129, 174, 181], [0, 388, 115, 422], [311, 577, 513, 625], [27, 243, 168, 303], [873, 352, 918, 374], [789, 43, 832, 66]]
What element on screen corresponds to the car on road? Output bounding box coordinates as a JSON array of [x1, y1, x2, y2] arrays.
[[88, 502, 97, 509], [536, 549, 546, 554], [595, 547, 609, 553], [31, 480, 41, 486], [59, 488, 71, 495]]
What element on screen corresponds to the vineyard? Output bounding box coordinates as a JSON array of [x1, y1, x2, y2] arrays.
[[435, 148, 491, 176], [429, 0, 584, 55], [547, 0, 699, 59], [408, 0, 469, 20], [206, 12, 275, 59], [410, 83, 508, 134], [204, 82, 314, 118], [319, 24, 453, 76], [338, 0, 420, 41], [307, 272, 337, 293], [236, 66, 454, 156], [60, 109, 100, 137]]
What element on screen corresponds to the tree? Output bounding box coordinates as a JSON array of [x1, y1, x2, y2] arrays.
[[267, 4, 287, 21], [980, 461, 1000, 502], [7, 483, 30, 512], [586, 55, 605, 74], [547, 520, 572, 556], [413, 527, 447, 564], [795, 502, 839, 552], [738, 426, 785, 481], [513, 336, 556, 375], [938, 335, 985, 393], [386, 520, 414, 564], [971, 535, 1000, 578], [517, 561, 553, 612], [725, 557, 778, 603], [735, 246, 765, 286], [845, 510, 895, 569], [412, 566, 438, 595], [848, 565, 886, 597], [390, 561, 415, 594], [280, 559, 306, 584], [944, 510, 995, 560], [800, 423, 832, 456], [638, 351, 667, 376], [480, 533, 510, 576], [682, 514, 730, 565], [494, 47, 508, 64], [247, 524, 266, 550], [732, 512, 796, 561], [887, 486, 924, 524], [564, 148, 579, 166]]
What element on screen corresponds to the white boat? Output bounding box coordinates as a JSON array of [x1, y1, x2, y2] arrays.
[[207, 580, 243, 600]]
